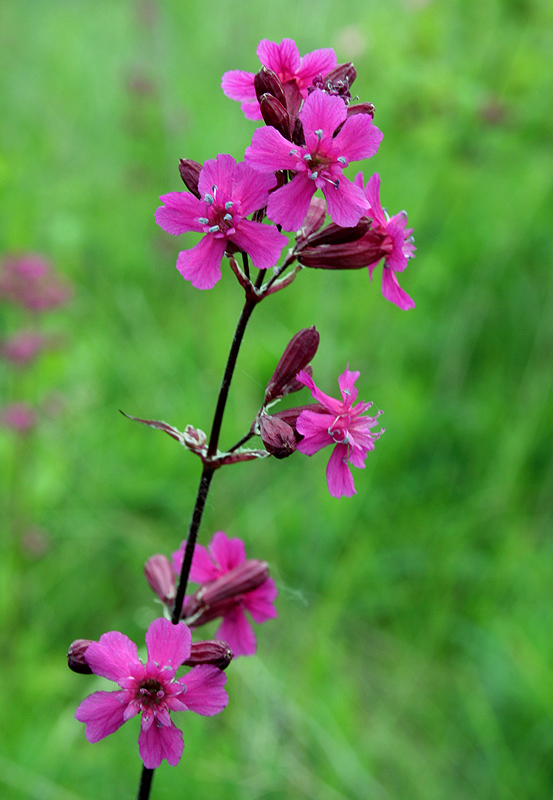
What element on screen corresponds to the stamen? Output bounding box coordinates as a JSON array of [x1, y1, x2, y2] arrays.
[[223, 213, 233, 222], [315, 129, 323, 140], [208, 224, 220, 233], [198, 217, 209, 225], [204, 193, 214, 204], [337, 156, 347, 165], [309, 171, 318, 180], [225, 201, 233, 210], [289, 149, 298, 157], [303, 153, 311, 161]]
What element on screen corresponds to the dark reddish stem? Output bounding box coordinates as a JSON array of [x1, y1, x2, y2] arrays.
[[137, 766, 154, 800]]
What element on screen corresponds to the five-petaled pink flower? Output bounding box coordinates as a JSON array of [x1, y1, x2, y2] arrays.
[[245, 89, 382, 231], [221, 38, 337, 120], [173, 532, 277, 657], [155, 153, 288, 290], [296, 367, 384, 498], [74, 618, 228, 768], [355, 172, 416, 310]]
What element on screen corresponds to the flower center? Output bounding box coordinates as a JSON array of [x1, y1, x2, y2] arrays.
[[328, 416, 351, 445], [198, 188, 237, 237], [138, 678, 165, 707]]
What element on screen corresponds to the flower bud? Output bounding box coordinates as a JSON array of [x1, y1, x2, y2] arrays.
[[178, 159, 202, 198], [323, 62, 357, 98], [298, 229, 391, 270], [347, 101, 375, 119], [67, 639, 94, 674], [302, 218, 372, 248], [296, 196, 327, 245], [259, 413, 297, 458], [259, 94, 290, 139], [264, 327, 320, 402], [254, 66, 286, 108], [182, 640, 234, 670], [145, 554, 176, 605], [272, 403, 326, 441], [181, 560, 270, 626]]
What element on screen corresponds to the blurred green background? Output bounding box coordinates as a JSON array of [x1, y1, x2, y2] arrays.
[[1, 0, 553, 798]]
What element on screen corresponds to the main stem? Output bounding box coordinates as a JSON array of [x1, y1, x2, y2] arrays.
[[137, 293, 258, 800]]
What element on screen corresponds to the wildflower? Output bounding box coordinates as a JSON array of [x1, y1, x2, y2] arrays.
[[74, 618, 228, 769], [222, 38, 337, 120], [0, 254, 71, 311], [155, 154, 288, 290], [173, 532, 277, 657], [245, 89, 382, 230], [296, 367, 384, 498], [1, 331, 46, 366], [355, 172, 416, 309], [0, 402, 37, 433]]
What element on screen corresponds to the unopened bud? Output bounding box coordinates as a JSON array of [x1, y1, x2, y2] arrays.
[[302, 218, 371, 248], [183, 640, 234, 670], [259, 94, 290, 139], [67, 639, 94, 674], [347, 102, 375, 119], [259, 413, 297, 458], [182, 560, 270, 626], [265, 327, 320, 402], [178, 159, 202, 198], [254, 66, 286, 108], [298, 231, 391, 270], [324, 62, 357, 97], [144, 554, 176, 605]]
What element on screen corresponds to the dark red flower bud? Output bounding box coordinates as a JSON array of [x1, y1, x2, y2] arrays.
[[347, 101, 375, 119], [298, 227, 391, 270], [67, 639, 94, 674], [259, 94, 290, 139], [265, 327, 320, 402], [272, 403, 326, 441], [303, 218, 372, 248], [182, 640, 234, 670], [254, 66, 286, 108], [178, 159, 202, 198], [324, 62, 357, 97], [259, 413, 297, 458], [144, 554, 176, 605], [181, 560, 270, 625]]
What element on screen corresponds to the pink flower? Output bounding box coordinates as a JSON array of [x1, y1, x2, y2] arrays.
[[155, 154, 288, 290], [0, 402, 37, 432], [222, 38, 337, 120], [173, 532, 277, 657], [245, 89, 382, 230], [0, 254, 71, 311], [1, 331, 46, 365], [355, 173, 416, 310], [74, 618, 228, 769], [296, 367, 384, 498]]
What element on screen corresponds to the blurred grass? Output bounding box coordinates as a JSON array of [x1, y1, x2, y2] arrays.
[[1, 0, 553, 797]]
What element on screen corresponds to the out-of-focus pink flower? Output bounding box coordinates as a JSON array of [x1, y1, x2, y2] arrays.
[[155, 154, 288, 289], [245, 89, 382, 230], [222, 38, 337, 120], [0, 254, 72, 312], [74, 618, 228, 769], [1, 331, 46, 365], [355, 173, 416, 310], [296, 367, 384, 498], [173, 532, 277, 657], [0, 402, 37, 433]]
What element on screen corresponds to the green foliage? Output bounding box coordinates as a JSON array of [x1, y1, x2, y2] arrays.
[[1, 0, 552, 797]]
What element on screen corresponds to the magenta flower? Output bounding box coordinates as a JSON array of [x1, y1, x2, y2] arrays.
[[0, 254, 72, 311], [74, 618, 228, 769], [222, 38, 337, 120], [245, 89, 382, 230], [355, 172, 416, 310], [155, 153, 288, 290], [173, 532, 277, 657], [296, 367, 384, 498]]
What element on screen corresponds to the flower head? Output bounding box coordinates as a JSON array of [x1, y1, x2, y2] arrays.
[[296, 367, 384, 498], [173, 532, 277, 657], [155, 153, 288, 290], [0, 401, 37, 433], [355, 172, 416, 309], [74, 618, 228, 768], [222, 38, 337, 120], [0, 254, 71, 311], [245, 89, 382, 230]]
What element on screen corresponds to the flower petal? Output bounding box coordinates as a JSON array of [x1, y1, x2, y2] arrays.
[[145, 618, 191, 671], [198, 154, 237, 201], [338, 367, 360, 403], [243, 578, 278, 623], [209, 531, 246, 572], [245, 126, 300, 173], [296, 48, 337, 89], [233, 162, 276, 216], [299, 89, 347, 141], [184, 541, 221, 583], [296, 410, 335, 455], [326, 444, 356, 498], [231, 220, 287, 270], [266, 176, 315, 232], [221, 69, 257, 103], [322, 177, 368, 229], [138, 720, 184, 768], [381, 266, 415, 310], [176, 236, 226, 290], [217, 607, 257, 656], [333, 115, 383, 162], [257, 38, 301, 77], [75, 690, 127, 743], [180, 665, 229, 714], [155, 193, 205, 235], [296, 369, 343, 414], [84, 631, 142, 683], [364, 173, 387, 228]]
